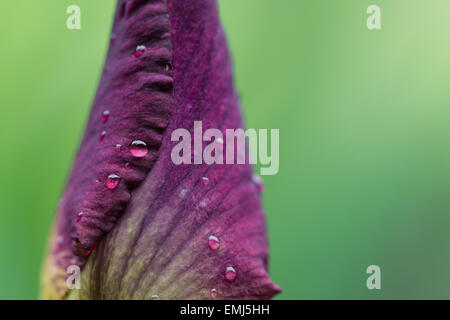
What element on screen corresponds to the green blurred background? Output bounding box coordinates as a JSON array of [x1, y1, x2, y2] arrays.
[[1, 0, 450, 299]]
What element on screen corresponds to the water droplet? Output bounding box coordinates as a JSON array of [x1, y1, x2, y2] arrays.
[[201, 177, 209, 186], [225, 266, 236, 281], [130, 140, 148, 158], [102, 110, 110, 123], [210, 288, 218, 299], [151, 295, 159, 300], [165, 62, 172, 72], [76, 211, 84, 222], [125, 162, 131, 170], [208, 235, 220, 250], [115, 144, 122, 152], [99, 130, 106, 141], [134, 45, 146, 57], [253, 174, 264, 194], [106, 174, 121, 190]]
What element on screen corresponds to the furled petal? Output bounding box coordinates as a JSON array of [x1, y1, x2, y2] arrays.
[[41, 0, 280, 300]]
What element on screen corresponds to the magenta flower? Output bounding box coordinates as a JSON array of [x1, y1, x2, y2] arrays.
[[41, 0, 280, 300]]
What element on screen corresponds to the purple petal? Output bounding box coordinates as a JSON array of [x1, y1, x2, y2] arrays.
[[41, 0, 280, 300]]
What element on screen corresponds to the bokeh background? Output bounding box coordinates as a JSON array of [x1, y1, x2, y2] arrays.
[[1, 0, 450, 299]]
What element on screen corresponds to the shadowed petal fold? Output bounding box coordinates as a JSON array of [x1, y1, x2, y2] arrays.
[[41, 0, 280, 300]]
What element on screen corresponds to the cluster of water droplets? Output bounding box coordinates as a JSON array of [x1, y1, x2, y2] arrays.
[[88, 47, 238, 291], [96, 109, 149, 191], [102, 139, 149, 191], [206, 232, 237, 294], [199, 172, 239, 294], [77, 107, 151, 225]]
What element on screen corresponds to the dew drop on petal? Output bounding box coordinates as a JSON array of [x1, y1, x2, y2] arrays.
[[76, 211, 84, 222], [130, 140, 148, 158], [106, 174, 121, 190], [208, 235, 220, 251], [99, 130, 106, 141], [134, 45, 146, 57], [102, 110, 110, 123], [165, 62, 172, 72], [210, 288, 218, 299], [115, 144, 122, 152], [201, 176, 209, 186], [125, 162, 131, 170], [225, 266, 236, 281]]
